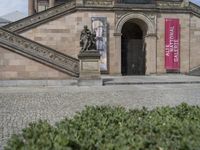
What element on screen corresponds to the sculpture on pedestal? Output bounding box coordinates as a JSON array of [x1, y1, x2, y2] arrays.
[[80, 25, 97, 52]]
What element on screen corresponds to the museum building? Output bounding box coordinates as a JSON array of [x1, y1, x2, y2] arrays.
[[0, 0, 200, 79]]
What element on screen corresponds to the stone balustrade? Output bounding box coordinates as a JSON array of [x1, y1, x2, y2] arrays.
[[3, 0, 76, 33], [189, 2, 200, 16], [0, 28, 79, 77]]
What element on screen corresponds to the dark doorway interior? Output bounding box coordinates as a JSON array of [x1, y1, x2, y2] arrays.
[[121, 21, 146, 75]]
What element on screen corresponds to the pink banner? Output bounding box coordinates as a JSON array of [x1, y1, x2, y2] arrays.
[[165, 18, 180, 70]]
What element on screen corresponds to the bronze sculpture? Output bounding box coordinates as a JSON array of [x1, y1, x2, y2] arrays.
[[80, 25, 96, 52]]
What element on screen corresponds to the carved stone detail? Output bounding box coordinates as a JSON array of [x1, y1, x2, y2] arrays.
[[156, 1, 183, 9], [190, 3, 200, 16], [84, 0, 113, 6], [116, 12, 125, 23], [115, 12, 156, 34], [146, 13, 157, 26], [3, 1, 76, 32], [0, 28, 79, 77], [116, 11, 156, 26]]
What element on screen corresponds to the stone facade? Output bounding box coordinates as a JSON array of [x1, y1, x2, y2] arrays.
[[1, 0, 200, 80], [21, 12, 116, 74]]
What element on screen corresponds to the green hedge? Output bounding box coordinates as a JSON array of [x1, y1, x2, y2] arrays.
[[5, 103, 200, 150]]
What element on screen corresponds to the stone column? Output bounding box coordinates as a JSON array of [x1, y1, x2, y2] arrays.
[[28, 0, 34, 16], [145, 34, 157, 74], [49, 0, 55, 8], [35, 0, 38, 13]]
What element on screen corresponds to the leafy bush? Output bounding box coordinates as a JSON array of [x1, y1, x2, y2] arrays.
[[5, 103, 200, 150]]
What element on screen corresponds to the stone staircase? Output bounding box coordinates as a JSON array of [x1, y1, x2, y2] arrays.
[[189, 2, 200, 18], [0, 27, 79, 77], [189, 66, 200, 76], [0, 0, 79, 77], [3, 0, 76, 33]]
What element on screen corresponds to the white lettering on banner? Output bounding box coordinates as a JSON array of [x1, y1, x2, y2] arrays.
[[165, 18, 180, 70], [174, 40, 179, 63], [165, 26, 175, 57]]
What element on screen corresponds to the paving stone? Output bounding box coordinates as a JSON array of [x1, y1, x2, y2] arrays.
[[0, 83, 200, 149]]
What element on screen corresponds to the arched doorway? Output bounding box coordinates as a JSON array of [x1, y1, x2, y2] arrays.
[[121, 21, 146, 75]]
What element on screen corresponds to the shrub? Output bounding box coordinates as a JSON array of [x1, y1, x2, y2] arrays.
[[5, 103, 200, 150]]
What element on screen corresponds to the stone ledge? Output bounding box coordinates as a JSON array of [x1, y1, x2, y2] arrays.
[[78, 78, 103, 86], [0, 80, 78, 87], [78, 50, 101, 59]]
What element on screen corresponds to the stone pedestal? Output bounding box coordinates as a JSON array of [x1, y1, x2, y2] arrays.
[[78, 50, 102, 86]]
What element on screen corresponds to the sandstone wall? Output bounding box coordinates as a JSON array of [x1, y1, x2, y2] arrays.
[[4, 10, 198, 77], [190, 15, 200, 70], [21, 11, 116, 74], [156, 13, 190, 74], [0, 47, 71, 79]]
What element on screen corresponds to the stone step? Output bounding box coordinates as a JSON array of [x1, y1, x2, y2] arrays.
[[103, 75, 200, 85], [189, 66, 200, 76]]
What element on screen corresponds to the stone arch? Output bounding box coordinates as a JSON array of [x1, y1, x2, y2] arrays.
[[113, 12, 157, 75], [115, 13, 156, 35]]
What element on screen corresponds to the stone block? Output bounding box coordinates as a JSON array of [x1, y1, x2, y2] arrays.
[[78, 79, 102, 86], [82, 61, 99, 72]]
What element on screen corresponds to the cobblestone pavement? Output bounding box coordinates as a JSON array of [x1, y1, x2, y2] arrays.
[[0, 84, 200, 149]]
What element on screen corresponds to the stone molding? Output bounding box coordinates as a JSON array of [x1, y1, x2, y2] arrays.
[[113, 32, 122, 36], [156, 1, 183, 9], [115, 12, 156, 34], [78, 51, 101, 59], [84, 0, 113, 6], [0, 28, 79, 77]]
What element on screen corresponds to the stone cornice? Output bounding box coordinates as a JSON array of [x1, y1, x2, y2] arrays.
[[0, 28, 79, 77], [84, 0, 114, 6]]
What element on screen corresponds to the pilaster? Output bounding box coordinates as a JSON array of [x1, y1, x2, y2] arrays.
[[145, 34, 157, 74], [28, 0, 34, 16], [49, 0, 55, 8]]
